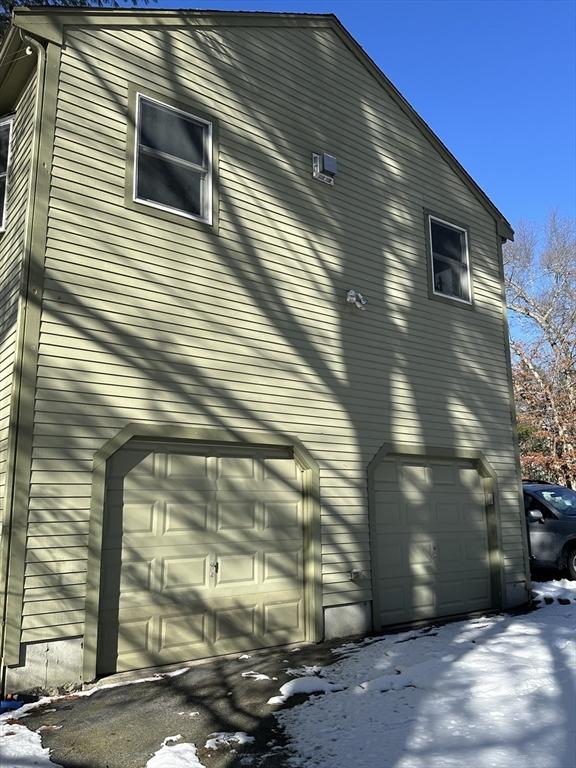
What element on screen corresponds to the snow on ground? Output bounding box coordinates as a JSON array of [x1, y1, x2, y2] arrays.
[[0, 721, 64, 767], [204, 732, 255, 749], [532, 578, 576, 602], [267, 677, 346, 705], [242, 670, 275, 681], [145, 740, 205, 768], [274, 581, 576, 768]]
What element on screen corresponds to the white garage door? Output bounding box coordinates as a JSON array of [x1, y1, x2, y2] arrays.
[[98, 441, 306, 674], [371, 456, 492, 628]]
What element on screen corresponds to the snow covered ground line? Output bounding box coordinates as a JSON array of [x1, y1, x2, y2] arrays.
[[275, 581, 576, 768]]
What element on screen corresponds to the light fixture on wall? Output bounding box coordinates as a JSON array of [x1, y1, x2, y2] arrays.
[[346, 289, 367, 310]]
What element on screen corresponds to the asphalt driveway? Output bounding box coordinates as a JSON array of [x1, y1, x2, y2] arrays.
[[12, 639, 347, 768]]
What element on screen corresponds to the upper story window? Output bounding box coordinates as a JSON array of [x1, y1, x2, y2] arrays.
[[428, 215, 471, 304], [134, 94, 212, 224], [0, 115, 14, 232]]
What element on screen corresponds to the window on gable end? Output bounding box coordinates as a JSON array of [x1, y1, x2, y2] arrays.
[[428, 215, 472, 304], [0, 115, 14, 232], [134, 94, 212, 224]]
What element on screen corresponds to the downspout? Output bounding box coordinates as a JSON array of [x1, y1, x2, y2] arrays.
[[0, 31, 46, 695]]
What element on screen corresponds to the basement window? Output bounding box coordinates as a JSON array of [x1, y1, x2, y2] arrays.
[[428, 215, 472, 303], [0, 115, 14, 232], [134, 94, 212, 224]]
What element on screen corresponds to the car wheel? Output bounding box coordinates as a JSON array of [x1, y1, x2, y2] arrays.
[[568, 548, 576, 580]]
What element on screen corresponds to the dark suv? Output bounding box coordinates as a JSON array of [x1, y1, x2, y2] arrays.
[[523, 482, 576, 579]]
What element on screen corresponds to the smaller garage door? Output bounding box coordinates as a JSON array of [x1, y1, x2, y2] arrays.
[[97, 441, 306, 674], [371, 456, 492, 628]]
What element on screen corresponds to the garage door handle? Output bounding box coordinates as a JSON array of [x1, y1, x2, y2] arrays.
[[209, 561, 219, 577]]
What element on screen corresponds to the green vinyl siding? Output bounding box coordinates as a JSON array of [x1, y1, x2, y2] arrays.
[[0, 72, 36, 571], [12, 20, 525, 646]]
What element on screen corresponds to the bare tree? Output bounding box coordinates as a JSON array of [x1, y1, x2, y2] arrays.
[[504, 213, 576, 487]]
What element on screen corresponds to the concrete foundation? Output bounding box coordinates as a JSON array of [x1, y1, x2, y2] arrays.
[[505, 580, 532, 608], [4, 637, 83, 694], [323, 601, 372, 640]]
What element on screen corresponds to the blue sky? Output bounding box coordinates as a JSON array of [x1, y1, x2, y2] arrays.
[[159, 0, 575, 228]]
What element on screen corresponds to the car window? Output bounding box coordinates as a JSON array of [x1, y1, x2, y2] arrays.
[[534, 487, 576, 516], [524, 493, 554, 518]]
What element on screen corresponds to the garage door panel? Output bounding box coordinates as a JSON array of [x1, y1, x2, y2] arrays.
[[217, 455, 258, 479], [216, 500, 257, 531], [375, 584, 407, 624], [263, 548, 302, 584], [164, 501, 209, 534], [158, 612, 208, 653], [400, 463, 430, 490], [264, 501, 301, 529], [160, 555, 208, 592], [438, 576, 489, 605], [216, 553, 257, 587], [430, 464, 454, 485], [264, 598, 303, 636], [374, 537, 404, 569], [165, 453, 210, 480], [98, 442, 305, 674], [214, 604, 258, 642], [116, 615, 153, 657], [120, 559, 154, 596], [264, 456, 299, 482], [458, 465, 481, 488], [122, 502, 157, 534]]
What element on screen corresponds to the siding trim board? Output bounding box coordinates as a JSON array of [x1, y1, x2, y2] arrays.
[[83, 422, 321, 682], [495, 235, 532, 589], [0, 39, 61, 667]]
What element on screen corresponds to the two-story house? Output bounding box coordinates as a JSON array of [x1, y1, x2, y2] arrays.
[[0, 8, 530, 692]]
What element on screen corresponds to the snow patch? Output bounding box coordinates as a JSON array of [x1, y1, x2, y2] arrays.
[[204, 731, 255, 750], [0, 721, 63, 767], [286, 665, 322, 677], [146, 741, 204, 768], [160, 734, 182, 746], [267, 676, 345, 705], [532, 579, 576, 602], [241, 671, 272, 681]]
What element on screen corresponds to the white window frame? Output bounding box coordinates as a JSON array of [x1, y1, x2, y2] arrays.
[[428, 214, 472, 304], [0, 115, 14, 233], [133, 93, 213, 225]]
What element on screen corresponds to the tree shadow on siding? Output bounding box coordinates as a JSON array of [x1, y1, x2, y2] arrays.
[[10, 10, 539, 768]]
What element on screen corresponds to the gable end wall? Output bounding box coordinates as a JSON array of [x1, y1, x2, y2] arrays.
[[11, 24, 527, 658]]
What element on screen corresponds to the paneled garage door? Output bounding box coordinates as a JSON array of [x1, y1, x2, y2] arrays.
[[371, 456, 492, 628], [97, 441, 306, 674]]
